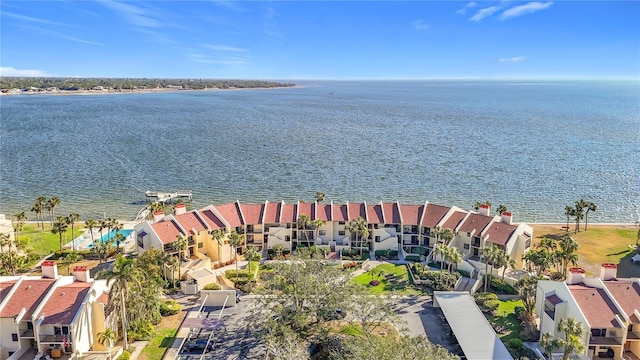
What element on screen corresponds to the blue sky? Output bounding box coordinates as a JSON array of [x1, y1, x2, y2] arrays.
[[1, 1, 638, 79]]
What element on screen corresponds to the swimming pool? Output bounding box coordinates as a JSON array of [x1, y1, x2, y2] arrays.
[[99, 229, 134, 242]]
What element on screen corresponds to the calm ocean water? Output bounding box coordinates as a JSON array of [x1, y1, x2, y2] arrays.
[[1, 80, 638, 223]]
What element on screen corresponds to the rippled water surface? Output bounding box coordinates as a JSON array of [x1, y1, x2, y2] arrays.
[[1, 80, 638, 223]]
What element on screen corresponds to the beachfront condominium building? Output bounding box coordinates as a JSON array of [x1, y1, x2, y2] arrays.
[[536, 264, 640, 360], [0, 262, 112, 360], [134, 200, 533, 272]]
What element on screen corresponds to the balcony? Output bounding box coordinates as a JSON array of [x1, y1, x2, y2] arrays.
[[20, 329, 34, 338], [589, 336, 623, 346], [627, 331, 640, 340]]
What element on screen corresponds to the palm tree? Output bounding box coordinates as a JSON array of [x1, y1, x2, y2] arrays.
[[0, 233, 10, 252], [311, 219, 325, 244], [584, 202, 597, 231], [12, 211, 27, 245], [447, 247, 462, 273], [31, 196, 46, 229], [314, 192, 325, 203], [434, 243, 449, 271], [345, 216, 369, 256], [564, 206, 575, 231], [539, 332, 556, 359], [473, 200, 492, 211], [483, 245, 502, 292], [228, 230, 244, 278], [110, 219, 123, 242], [166, 255, 179, 286], [296, 214, 311, 245], [113, 233, 125, 254], [85, 219, 97, 245], [51, 216, 69, 251], [97, 255, 141, 350], [514, 275, 539, 317], [574, 199, 588, 233], [244, 245, 258, 275], [496, 204, 508, 215], [62, 251, 83, 275], [557, 235, 579, 279], [47, 196, 61, 225], [212, 229, 226, 263], [172, 236, 189, 280], [98, 219, 109, 244], [439, 228, 454, 246], [66, 213, 80, 251], [556, 317, 585, 360], [98, 327, 117, 360]]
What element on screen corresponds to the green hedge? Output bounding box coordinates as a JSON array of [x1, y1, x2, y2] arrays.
[[405, 255, 421, 262], [160, 300, 182, 316], [203, 283, 221, 290]]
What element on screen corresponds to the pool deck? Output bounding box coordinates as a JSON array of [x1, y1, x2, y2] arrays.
[[64, 222, 137, 251]]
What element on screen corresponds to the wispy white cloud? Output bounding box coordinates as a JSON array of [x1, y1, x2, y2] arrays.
[[412, 20, 431, 30], [17, 24, 104, 46], [2, 11, 67, 27], [456, 2, 478, 15], [0, 66, 50, 77], [203, 44, 246, 52], [469, 6, 501, 22], [500, 2, 553, 20], [499, 56, 526, 63], [263, 5, 284, 41], [98, 0, 162, 28], [186, 53, 248, 66]]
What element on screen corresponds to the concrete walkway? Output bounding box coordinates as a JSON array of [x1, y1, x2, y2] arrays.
[[128, 341, 148, 360]]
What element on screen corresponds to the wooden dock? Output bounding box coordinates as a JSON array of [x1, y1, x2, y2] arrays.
[[145, 190, 193, 204]]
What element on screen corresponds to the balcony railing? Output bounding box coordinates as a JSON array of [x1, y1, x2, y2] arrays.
[[20, 329, 34, 338], [589, 336, 623, 346]]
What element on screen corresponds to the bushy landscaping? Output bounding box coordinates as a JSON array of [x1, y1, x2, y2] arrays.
[[409, 263, 460, 292], [373, 249, 398, 261], [474, 293, 525, 344], [159, 300, 182, 316], [225, 260, 260, 292], [342, 248, 370, 261]]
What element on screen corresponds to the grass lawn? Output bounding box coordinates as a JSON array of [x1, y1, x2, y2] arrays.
[[138, 327, 177, 360], [530, 224, 639, 277], [19, 223, 78, 255], [351, 263, 421, 295], [485, 299, 524, 343]]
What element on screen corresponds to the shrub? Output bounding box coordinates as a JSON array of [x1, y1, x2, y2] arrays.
[[455, 269, 471, 278], [159, 300, 182, 316], [422, 271, 460, 291], [514, 305, 526, 319], [405, 255, 421, 262], [225, 270, 250, 280], [474, 292, 498, 307], [203, 283, 221, 290], [118, 350, 131, 360], [550, 271, 564, 281], [375, 250, 389, 258], [235, 280, 255, 293], [490, 277, 518, 294], [389, 250, 398, 258], [411, 247, 429, 256], [342, 261, 358, 269], [483, 299, 499, 313], [369, 280, 380, 286]]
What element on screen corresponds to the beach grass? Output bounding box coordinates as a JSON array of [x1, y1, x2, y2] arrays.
[[351, 263, 421, 295], [530, 224, 639, 277]]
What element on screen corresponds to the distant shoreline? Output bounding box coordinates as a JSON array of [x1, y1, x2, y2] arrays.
[[0, 85, 306, 97]]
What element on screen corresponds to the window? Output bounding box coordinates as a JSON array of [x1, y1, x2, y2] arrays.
[[285, 236, 291, 242], [544, 299, 556, 320], [467, 232, 471, 237], [54, 326, 69, 335], [12, 333, 18, 341], [464, 244, 470, 250], [247, 225, 254, 232], [339, 231, 346, 236], [197, 242, 203, 249], [591, 329, 606, 337], [339, 221, 345, 225], [375, 236, 381, 243], [319, 230, 326, 236]]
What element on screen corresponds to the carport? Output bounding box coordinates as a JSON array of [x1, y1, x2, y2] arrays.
[[433, 291, 513, 360]]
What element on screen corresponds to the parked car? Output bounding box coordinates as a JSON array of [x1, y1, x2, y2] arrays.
[[183, 339, 213, 353]]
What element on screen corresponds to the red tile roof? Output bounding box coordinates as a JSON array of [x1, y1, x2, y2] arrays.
[[399, 204, 423, 225], [174, 212, 207, 235], [569, 284, 622, 328], [280, 203, 296, 223], [263, 202, 281, 224], [382, 202, 401, 224], [297, 202, 313, 219], [38, 282, 91, 325], [348, 203, 366, 221], [240, 203, 264, 225], [0, 280, 16, 303], [421, 204, 451, 228], [315, 204, 331, 221], [151, 220, 184, 245], [96, 292, 109, 305], [441, 211, 467, 230], [603, 281, 640, 322], [215, 203, 243, 227], [332, 204, 348, 222], [0, 279, 56, 318], [366, 204, 384, 224], [199, 209, 225, 230], [458, 213, 493, 235], [484, 223, 517, 246]]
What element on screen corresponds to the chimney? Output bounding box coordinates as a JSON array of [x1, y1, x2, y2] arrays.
[[73, 266, 91, 282], [600, 263, 618, 281], [479, 204, 491, 216], [501, 211, 513, 225], [153, 211, 164, 223], [41, 261, 58, 279], [566, 267, 586, 285], [175, 203, 186, 215]]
